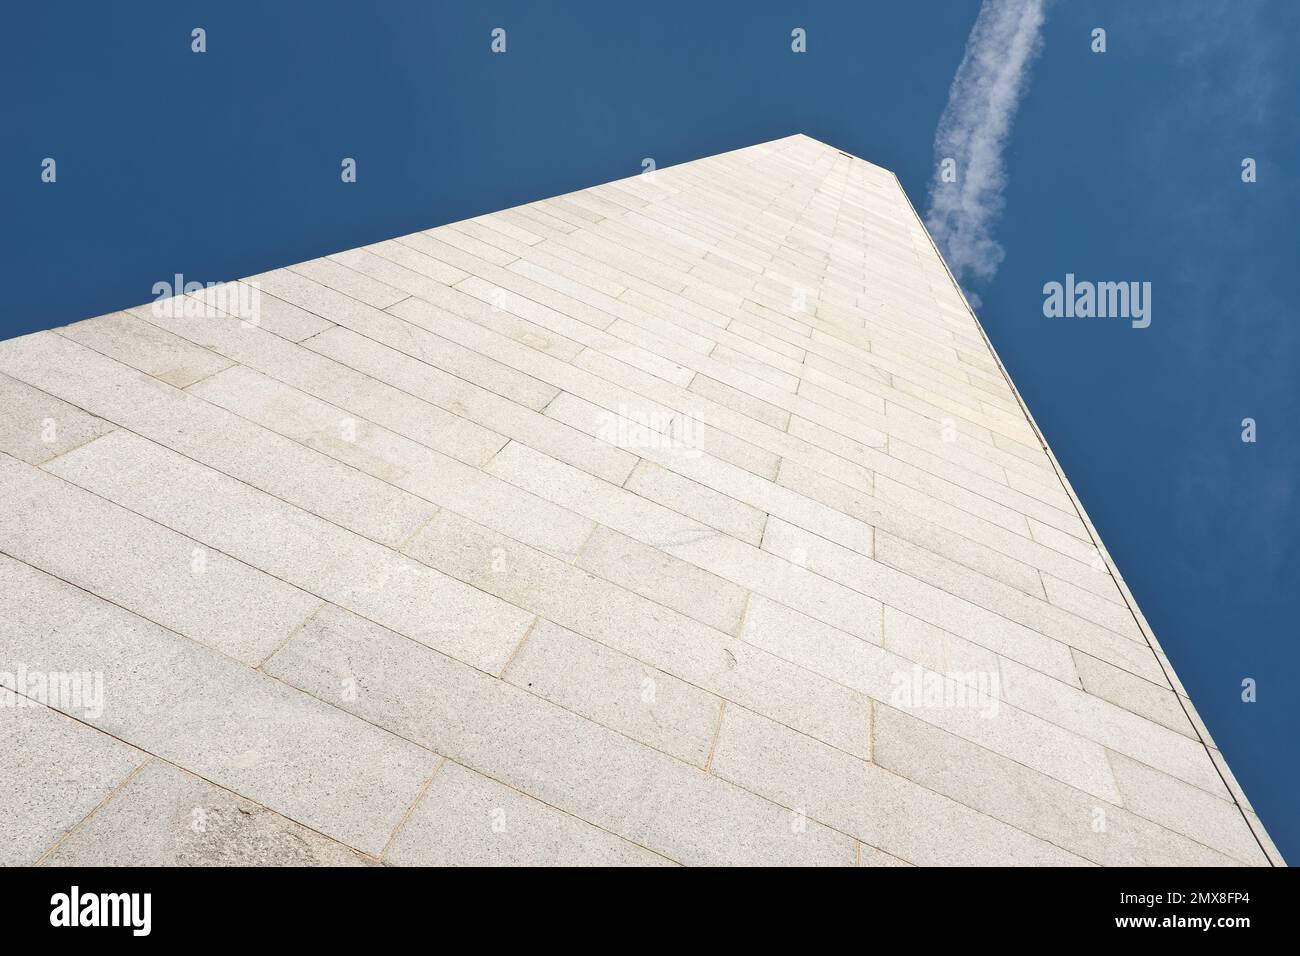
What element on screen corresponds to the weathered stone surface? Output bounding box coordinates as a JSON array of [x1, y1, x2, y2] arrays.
[[0, 135, 1275, 866]]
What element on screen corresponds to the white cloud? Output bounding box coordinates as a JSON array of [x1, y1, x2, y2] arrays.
[[925, 0, 1047, 287]]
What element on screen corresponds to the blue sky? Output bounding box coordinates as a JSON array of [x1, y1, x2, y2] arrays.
[[3, 1, 1296, 860]]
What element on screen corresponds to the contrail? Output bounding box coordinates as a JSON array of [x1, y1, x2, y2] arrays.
[[925, 0, 1047, 293]]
